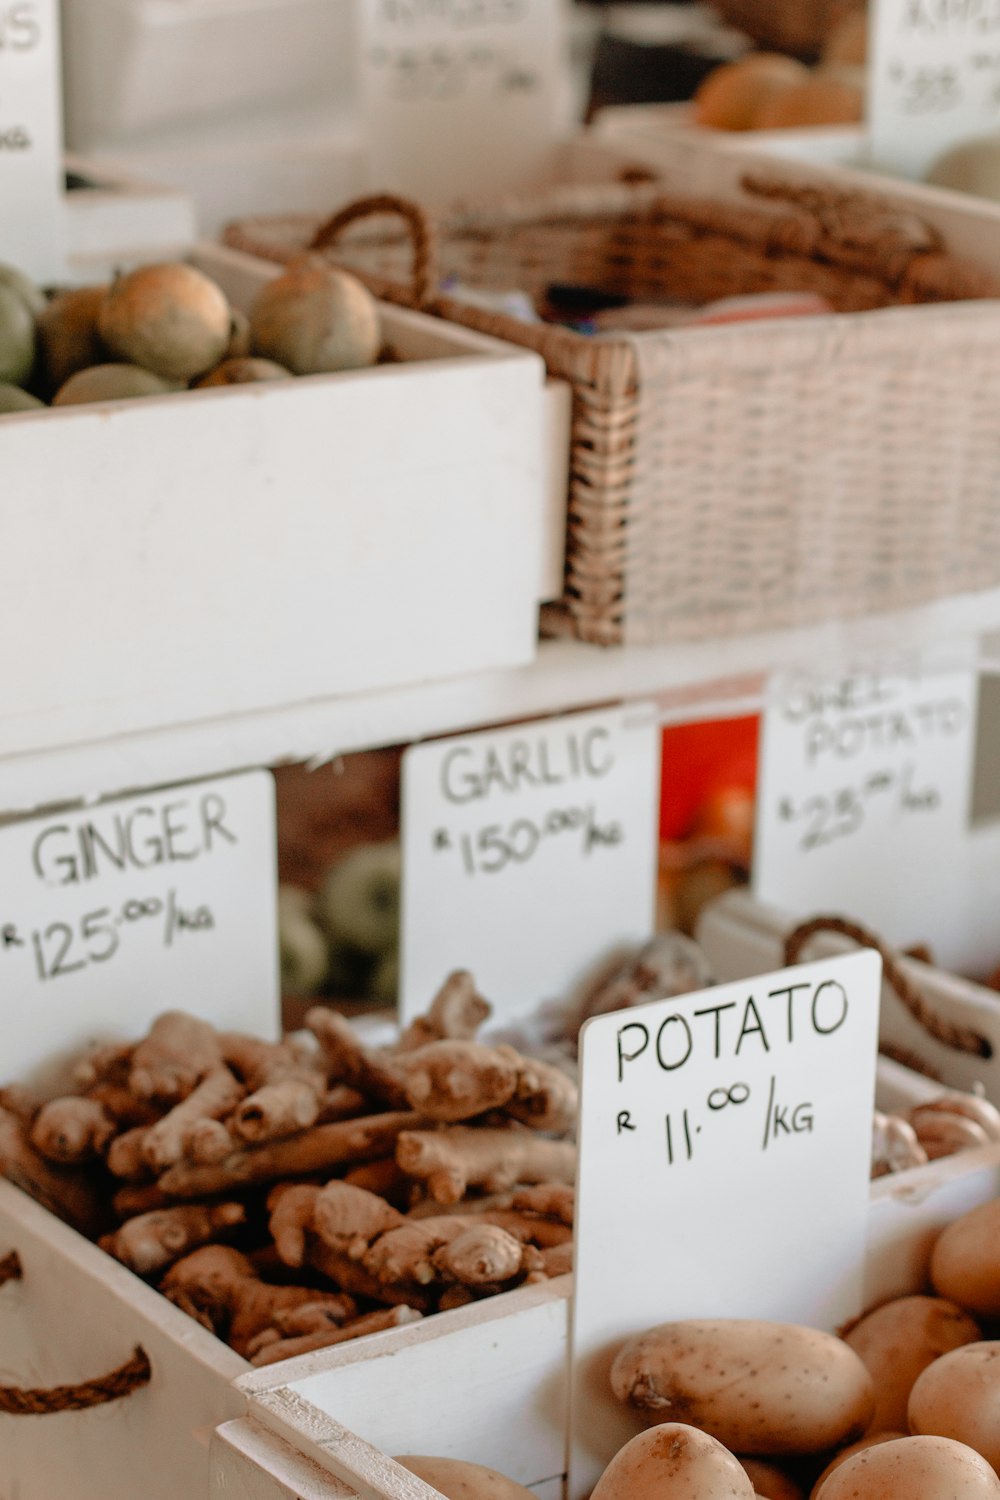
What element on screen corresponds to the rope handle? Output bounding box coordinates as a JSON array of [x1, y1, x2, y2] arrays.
[[740, 174, 945, 289], [308, 193, 440, 309], [0, 1251, 152, 1415], [783, 916, 992, 1061]]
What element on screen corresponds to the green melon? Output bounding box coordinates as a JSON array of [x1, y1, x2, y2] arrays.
[[249, 257, 381, 375], [99, 263, 232, 382], [53, 363, 181, 406]]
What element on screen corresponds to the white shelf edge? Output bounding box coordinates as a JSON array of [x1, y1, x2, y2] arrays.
[[3, 586, 1000, 817]]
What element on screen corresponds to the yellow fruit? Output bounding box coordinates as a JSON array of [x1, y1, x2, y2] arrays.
[[694, 54, 811, 130], [754, 76, 863, 129], [196, 357, 293, 387], [0, 282, 36, 386], [39, 286, 109, 392], [99, 263, 232, 382], [249, 256, 381, 375], [53, 363, 181, 406]]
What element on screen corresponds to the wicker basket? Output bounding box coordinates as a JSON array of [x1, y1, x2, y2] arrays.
[[225, 168, 1000, 647]]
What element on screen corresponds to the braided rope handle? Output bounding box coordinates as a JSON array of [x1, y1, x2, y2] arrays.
[[783, 916, 992, 1060], [308, 193, 440, 309], [0, 1251, 152, 1415], [740, 174, 946, 288]]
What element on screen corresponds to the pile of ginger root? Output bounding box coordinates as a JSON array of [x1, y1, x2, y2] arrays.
[[0, 971, 576, 1367]]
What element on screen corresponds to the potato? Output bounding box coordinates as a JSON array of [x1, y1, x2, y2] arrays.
[[738, 1457, 804, 1500], [843, 1295, 981, 1431], [610, 1320, 874, 1455], [591, 1423, 755, 1500], [931, 1199, 1000, 1317], [813, 1435, 1000, 1500], [394, 1456, 535, 1500], [810, 1432, 906, 1498], [908, 1342, 1000, 1470]]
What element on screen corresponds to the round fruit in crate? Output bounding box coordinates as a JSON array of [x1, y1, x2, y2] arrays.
[[99, 263, 233, 382], [248, 255, 381, 375]]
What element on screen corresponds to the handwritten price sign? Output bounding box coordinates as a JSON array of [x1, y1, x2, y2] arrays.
[[400, 706, 660, 1026], [753, 661, 978, 966], [569, 951, 881, 1499], [869, 0, 1000, 175], [0, 772, 279, 1088], [0, 0, 64, 279], [357, 0, 564, 201]]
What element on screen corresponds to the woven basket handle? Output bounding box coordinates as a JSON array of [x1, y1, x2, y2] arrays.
[[783, 916, 992, 1060], [308, 193, 440, 309], [0, 1251, 151, 1415], [741, 174, 946, 288]]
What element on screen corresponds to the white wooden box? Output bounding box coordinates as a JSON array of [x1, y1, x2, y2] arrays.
[[697, 889, 1000, 1098], [64, 154, 198, 279], [1, 246, 565, 758], [210, 1143, 1000, 1500], [61, 0, 355, 150]]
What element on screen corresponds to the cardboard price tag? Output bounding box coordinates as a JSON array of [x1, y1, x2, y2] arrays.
[[569, 950, 881, 1499], [0, 771, 279, 1088], [0, 0, 65, 281], [869, 0, 1000, 177], [753, 661, 978, 968], [357, 0, 565, 202], [400, 705, 660, 1026]]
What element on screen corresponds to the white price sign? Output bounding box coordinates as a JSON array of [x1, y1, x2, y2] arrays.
[[0, 771, 279, 1088], [0, 0, 65, 281], [401, 705, 660, 1026], [357, 0, 565, 202], [570, 951, 881, 1499], [869, 0, 1000, 177], [753, 662, 978, 968]]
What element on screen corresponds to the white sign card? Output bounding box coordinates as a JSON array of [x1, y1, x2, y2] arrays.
[[0, 0, 65, 281], [868, 0, 1000, 178], [401, 705, 660, 1026], [357, 0, 565, 203], [0, 771, 280, 1089], [753, 661, 978, 969], [570, 950, 882, 1499]]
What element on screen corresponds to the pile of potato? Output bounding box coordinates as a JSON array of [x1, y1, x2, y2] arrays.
[[0, 253, 382, 415], [406, 1192, 1000, 1500]]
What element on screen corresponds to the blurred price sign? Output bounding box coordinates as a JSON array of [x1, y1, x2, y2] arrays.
[[400, 705, 660, 1025], [569, 949, 881, 1498], [356, 0, 565, 202], [0, 0, 64, 280], [753, 659, 978, 967], [869, 0, 1000, 177], [0, 771, 279, 1088]]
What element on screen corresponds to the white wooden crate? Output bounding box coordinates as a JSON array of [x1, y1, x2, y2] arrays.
[[697, 889, 1000, 1097], [1, 246, 566, 758], [210, 1143, 1000, 1500]]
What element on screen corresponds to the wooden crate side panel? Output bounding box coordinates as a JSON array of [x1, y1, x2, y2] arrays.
[[0, 344, 546, 756], [243, 1282, 571, 1493], [0, 1180, 245, 1500]]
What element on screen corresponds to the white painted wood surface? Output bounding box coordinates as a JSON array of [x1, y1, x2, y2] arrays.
[[221, 1146, 1000, 1500], [697, 889, 1000, 1096], [238, 1277, 572, 1493], [0, 1178, 245, 1500], [1, 259, 553, 758], [5, 593, 1000, 822]]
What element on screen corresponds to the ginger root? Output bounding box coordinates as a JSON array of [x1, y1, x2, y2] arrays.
[[142, 1065, 244, 1173], [100, 1201, 247, 1275], [30, 1097, 116, 1163], [396, 1126, 576, 1205], [401, 1041, 519, 1123], [306, 1007, 409, 1109], [161, 1245, 357, 1357], [249, 1304, 422, 1367], [397, 971, 491, 1051], [130, 1012, 224, 1102]]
